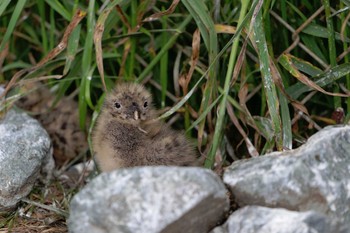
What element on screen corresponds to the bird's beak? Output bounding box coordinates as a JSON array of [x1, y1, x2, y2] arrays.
[[134, 111, 139, 120]]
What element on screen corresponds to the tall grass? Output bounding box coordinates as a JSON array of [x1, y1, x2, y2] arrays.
[[1, 0, 350, 171]]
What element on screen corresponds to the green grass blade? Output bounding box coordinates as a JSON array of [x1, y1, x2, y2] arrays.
[[279, 90, 292, 149], [322, 0, 340, 108], [37, 0, 48, 54], [0, 0, 11, 17], [44, 0, 71, 21], [79, 0, 95, 129], [182, 0, 219, 162], [125, 0, 137, 80], [300, 35, 328, 65], [82, 0, 95, 72], [49, 6, 55, 50], [63, 24, 81, 75], [287, 63, 350, 99], [0, 0, 27, 52], [253, 8, 282, 150], [160, 15, 168, 108], [181, 0, 217, 53], [85, 66, 96, 110], [157, 6, 255, 137], [340, 1, 350, 118], [158, 73, 206, 120], [302, 24, 350, 42], [186, 94, 223, 132], [284, 54, 323, 76], [138, 15, 192, 82], [79, 75, 88, 130], [322, 0, 337, 67], [204, 0, 252, 168]]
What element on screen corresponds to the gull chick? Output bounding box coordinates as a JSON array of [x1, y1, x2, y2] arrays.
[[92, 83, 198, 172]]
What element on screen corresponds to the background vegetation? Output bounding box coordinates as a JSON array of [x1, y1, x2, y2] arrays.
[[1, 0, 350, 231]]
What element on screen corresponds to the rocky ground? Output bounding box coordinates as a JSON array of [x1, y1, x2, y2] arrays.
[[1, 85, 350, 232], [67, 125, 350, 233]]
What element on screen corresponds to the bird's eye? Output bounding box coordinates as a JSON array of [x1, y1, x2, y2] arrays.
[[143, 101, 148, 108], [115, 102, 121, 109]]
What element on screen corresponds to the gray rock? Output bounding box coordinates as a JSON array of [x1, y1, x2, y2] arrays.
[[0, 109, 53, 211], [210, 206, 349, 233], [223, 125, 350, 224], [68, 166, 229, 233]]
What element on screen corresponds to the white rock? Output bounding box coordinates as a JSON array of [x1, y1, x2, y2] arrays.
[[211, 206, 349, 233], [223, 125, 350, 224], [68, 166, 229, 233], [0, 109, 53, 210]]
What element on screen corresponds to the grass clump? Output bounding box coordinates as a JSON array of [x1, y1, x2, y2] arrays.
[[1, 0, 350, 230]]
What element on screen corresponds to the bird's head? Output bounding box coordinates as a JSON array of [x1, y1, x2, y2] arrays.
[[102, 83, 154, 125]]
